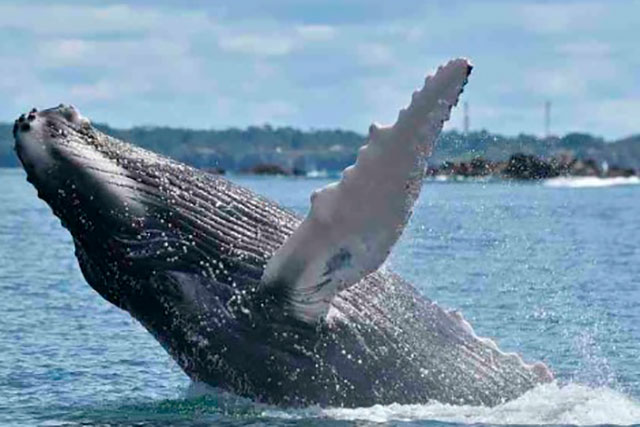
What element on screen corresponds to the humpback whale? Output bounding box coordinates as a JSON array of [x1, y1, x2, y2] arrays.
[[13, 58, 552, 407]]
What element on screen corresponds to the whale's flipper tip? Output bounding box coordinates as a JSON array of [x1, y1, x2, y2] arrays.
[[261, 58, 472, 324]]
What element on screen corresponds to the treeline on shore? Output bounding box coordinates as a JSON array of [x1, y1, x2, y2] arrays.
[[1, 122, 639, 178]]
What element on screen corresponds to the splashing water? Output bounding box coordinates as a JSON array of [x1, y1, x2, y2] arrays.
[[30, 382, 640, 426], [311, 383, 640, 425], [186, 381, 640, 425]]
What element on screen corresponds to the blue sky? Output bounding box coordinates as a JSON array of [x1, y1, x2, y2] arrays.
[[0, 0, 638, 139]]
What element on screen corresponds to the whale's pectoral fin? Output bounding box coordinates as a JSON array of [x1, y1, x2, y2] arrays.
[[261, 58, 472, 323]]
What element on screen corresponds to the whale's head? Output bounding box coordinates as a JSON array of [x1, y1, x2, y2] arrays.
[[13, 105, 267, 318], [14, 105, 144, 230]]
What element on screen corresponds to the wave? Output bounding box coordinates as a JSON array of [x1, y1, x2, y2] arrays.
[[305, 169, 330, 178], [263, 383, 640, 425], [54, 382, 640, 426], [544, 176, 640, 188]]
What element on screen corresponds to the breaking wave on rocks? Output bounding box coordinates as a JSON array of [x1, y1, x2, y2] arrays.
[[544, 176, 640, 188]]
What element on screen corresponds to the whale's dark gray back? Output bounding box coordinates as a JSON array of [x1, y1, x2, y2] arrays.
[[13, 105, 551, 407]]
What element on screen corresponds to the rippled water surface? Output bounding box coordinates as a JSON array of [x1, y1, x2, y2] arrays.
[[1, 168, 639, 426]]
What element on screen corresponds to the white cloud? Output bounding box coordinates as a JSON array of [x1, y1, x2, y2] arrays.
[[357, 43, 394, 67], [70, 81, 116, 102], [295, 25, 336, 41], [557, 41, 611, 57], [251, 100, 298, 123], [525, 68, 587, 98], [0, 4, 211, 36], [357, 76, 409, 126], [575, 99, 640, 137], [218, 34, 294, 56], [378, 23, 424, 42], [519, 2, 605, 34], [524, 56, 620, 98], [43, 39, 89, 61], [240, 62, 280, 94]]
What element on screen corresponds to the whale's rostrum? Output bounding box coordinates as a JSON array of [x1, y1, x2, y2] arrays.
[[13, 58, 552, 407]]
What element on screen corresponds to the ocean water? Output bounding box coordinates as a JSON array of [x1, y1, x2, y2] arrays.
[[1, 167, 639, 426]]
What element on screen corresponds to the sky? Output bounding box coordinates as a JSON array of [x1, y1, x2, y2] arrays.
[[0, 0, 638, 139]]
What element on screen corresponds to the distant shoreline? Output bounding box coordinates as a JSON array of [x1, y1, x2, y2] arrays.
[[2, 124, 639, 175]]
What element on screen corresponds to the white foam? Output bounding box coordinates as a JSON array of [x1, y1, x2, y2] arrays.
[[262, 383, 640, 425], [305, 169, 330, 178], [544, 176, 640, 188]]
